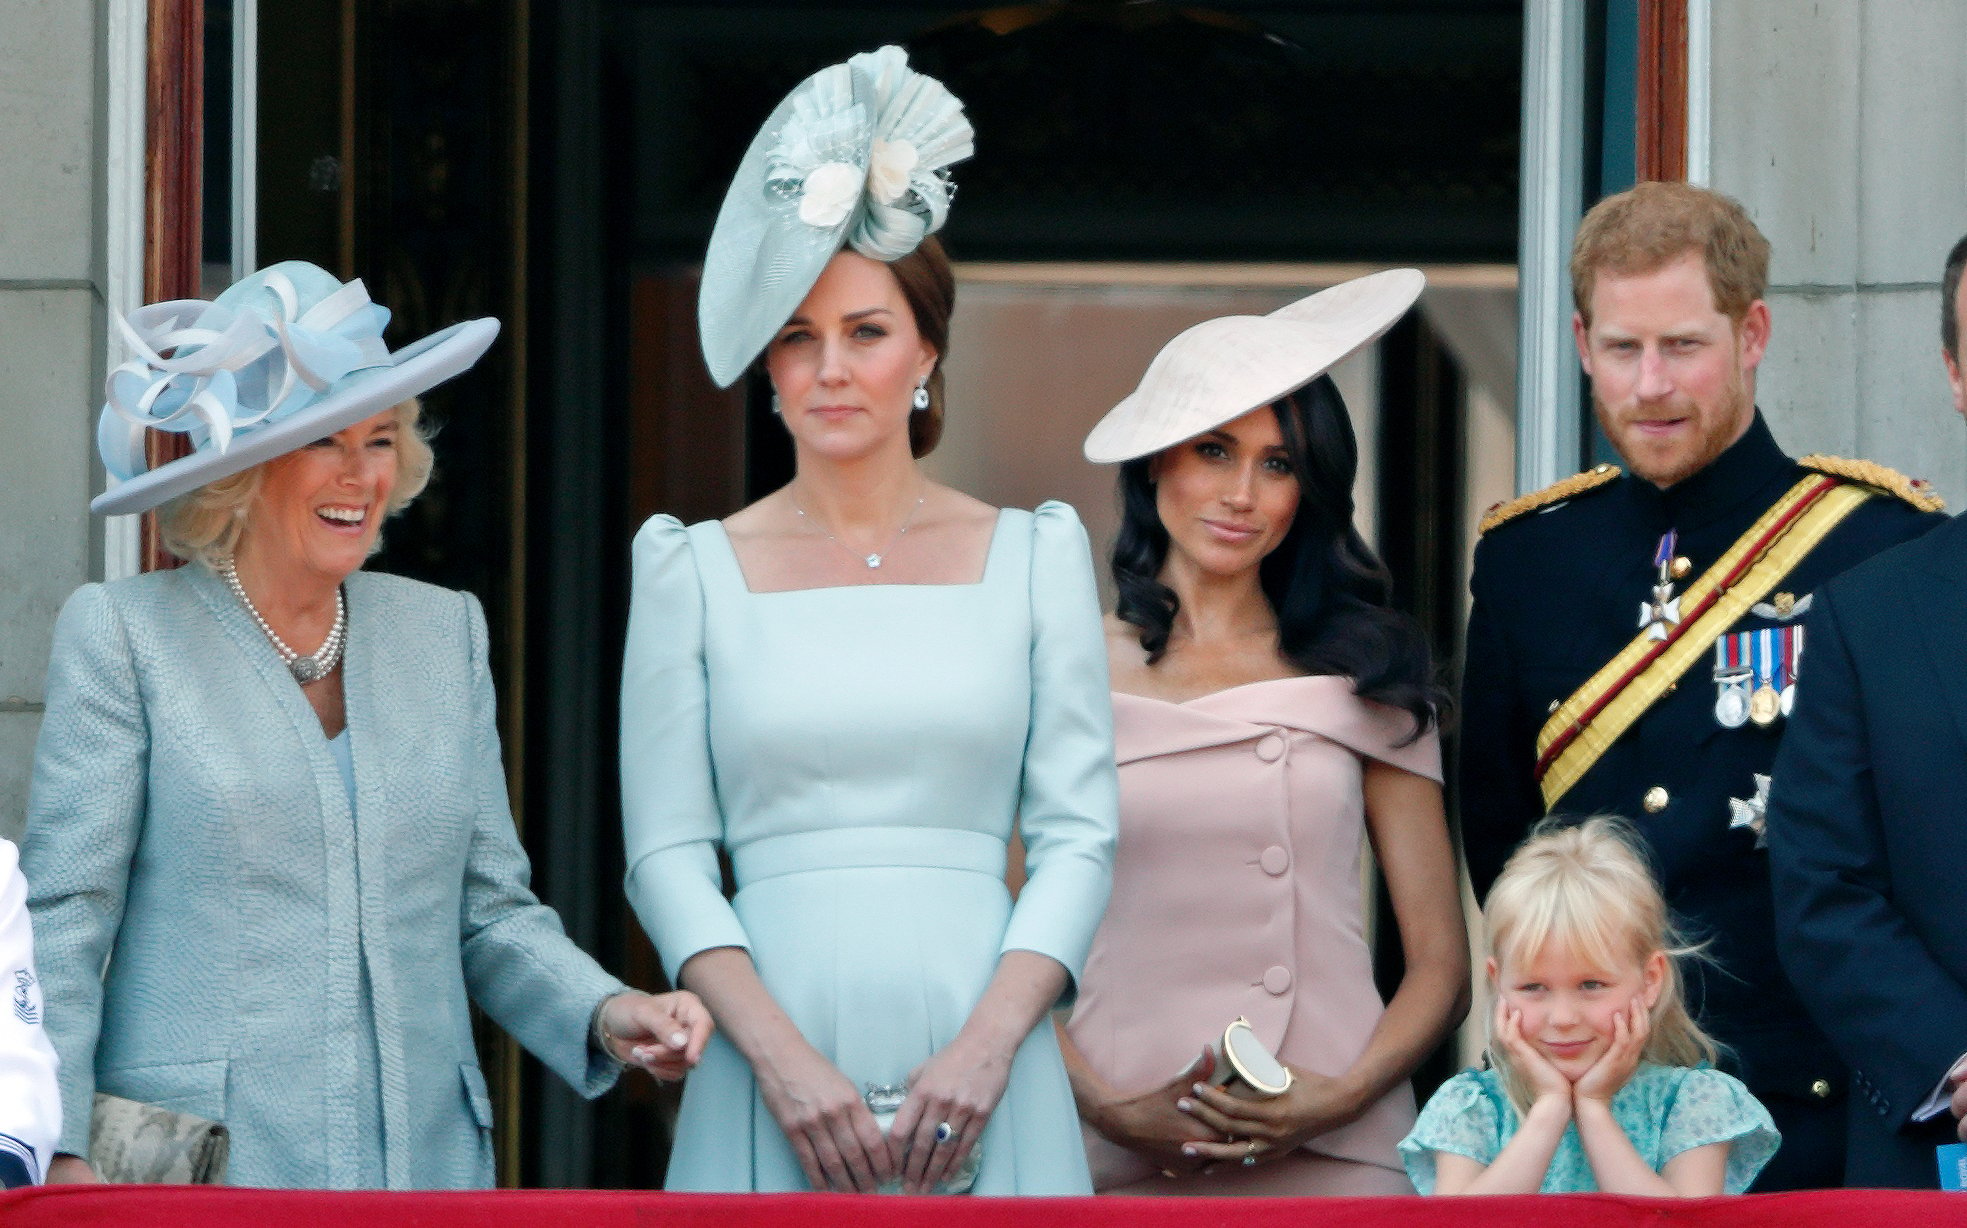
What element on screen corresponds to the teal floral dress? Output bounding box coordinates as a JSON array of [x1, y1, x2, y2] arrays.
[[1399, 1063, 1779, 1194]]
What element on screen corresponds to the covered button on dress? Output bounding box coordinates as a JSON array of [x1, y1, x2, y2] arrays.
[[620, 502, 1118, 1193], [1067, 676, 1440, 1193]]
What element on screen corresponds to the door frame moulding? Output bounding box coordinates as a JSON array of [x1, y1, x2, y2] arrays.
[[104, 0, 150, 580], [1514, 0, 1588, 493]]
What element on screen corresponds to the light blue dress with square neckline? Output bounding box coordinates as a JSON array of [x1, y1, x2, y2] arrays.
[[621, 501, 1118, 1194]]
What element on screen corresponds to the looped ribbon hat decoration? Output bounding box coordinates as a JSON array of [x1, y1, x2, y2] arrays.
[[91, 260, 500, 516], [1083, 269, 1428, 464], [698, 45, 974, 388]]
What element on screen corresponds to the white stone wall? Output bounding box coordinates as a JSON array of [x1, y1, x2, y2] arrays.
[[1710, 0, 1967, 506], [0, 1, 108, 842]]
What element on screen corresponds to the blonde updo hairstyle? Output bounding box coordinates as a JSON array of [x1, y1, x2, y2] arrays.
[[157, 397, 435, 570], [1483, 816, 1717, 1113]]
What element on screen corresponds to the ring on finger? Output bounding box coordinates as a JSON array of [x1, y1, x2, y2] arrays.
[[1243, 1139, 1259, 1167], [934, 1121, 955, 1145]]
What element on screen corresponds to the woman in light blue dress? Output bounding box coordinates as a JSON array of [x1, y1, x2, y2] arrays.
[[620, 48, 1117, 1195]]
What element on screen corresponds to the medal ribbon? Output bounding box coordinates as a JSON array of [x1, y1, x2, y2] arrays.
[[1535, 475, 1875, 808]]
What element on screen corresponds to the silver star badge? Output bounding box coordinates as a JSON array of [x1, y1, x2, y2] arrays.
[[1730, 773, 1772, 848]]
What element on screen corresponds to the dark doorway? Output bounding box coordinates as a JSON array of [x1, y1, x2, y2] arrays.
[[538, 0, 1520, 1187]]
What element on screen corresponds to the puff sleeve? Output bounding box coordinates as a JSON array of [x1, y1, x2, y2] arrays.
[[1398, 1070, 1505, 1193], [998, 502, 1118, 992], [620, 517, 751, 983], [1659, 1067, 1780, 1194], [22, 584, 146, 1158]]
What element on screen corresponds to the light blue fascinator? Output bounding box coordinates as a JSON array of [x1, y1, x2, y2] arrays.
[[91, 260, 499, 516], [698, 45, 974, 388]]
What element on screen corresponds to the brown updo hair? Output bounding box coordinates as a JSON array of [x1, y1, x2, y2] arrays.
[[886, 235, 955, 458]]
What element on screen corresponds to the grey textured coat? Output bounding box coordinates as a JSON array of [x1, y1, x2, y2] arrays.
[[23, 565, 626, 1189]]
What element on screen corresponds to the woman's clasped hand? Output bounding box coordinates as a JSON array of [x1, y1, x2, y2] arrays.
[[1177, 1066, 1375, 1171], [595, 990, 714, 1080]]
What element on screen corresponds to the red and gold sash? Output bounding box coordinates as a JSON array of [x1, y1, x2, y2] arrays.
[[1534, 475, 1875, 809]]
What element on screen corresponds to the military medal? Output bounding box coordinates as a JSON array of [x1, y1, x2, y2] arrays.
[[1748, 629, 1782, 726], [1713, 635, 1752, 728], [1780, 625, 1804, 716], [1638, 530, 1682, 642], [1729, 773, 1772, 848], [1748, 685, 1781, 726]]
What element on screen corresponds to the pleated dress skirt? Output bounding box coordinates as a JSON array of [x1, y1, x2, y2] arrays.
[[663, 826, 1092, 1194]]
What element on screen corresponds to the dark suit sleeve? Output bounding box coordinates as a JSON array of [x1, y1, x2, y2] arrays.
[[1767, 586, 1967, 1122], [1458, 539, 1544, 900]]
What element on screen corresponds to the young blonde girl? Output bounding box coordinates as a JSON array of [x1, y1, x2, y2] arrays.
[[1400, 817, 1778, 1195]]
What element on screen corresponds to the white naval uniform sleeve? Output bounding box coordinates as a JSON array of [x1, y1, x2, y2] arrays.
[[0, 838, 59, 1186]]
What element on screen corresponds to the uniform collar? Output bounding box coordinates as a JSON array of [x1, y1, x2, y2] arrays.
[[1625, 410, 1792, 531]]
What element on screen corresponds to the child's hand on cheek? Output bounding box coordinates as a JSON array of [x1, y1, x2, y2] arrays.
[[1496, 998, 1573, 1106], [1573, 996, 1649, 1106]]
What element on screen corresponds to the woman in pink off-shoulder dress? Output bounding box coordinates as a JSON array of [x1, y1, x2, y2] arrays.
[[1063, 276, 1471, 1195]]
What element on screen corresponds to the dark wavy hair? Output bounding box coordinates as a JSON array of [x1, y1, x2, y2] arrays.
[[1112, 375, 1447, 741]]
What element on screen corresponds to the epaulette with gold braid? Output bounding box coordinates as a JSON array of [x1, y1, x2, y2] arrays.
[[1479, 463, 1622, 535], [1798, 454, 1946, 513]]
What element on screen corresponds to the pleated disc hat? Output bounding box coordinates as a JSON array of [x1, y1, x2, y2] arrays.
[[92, 260, 499, 516], [697, 46, 974, 388], [1083, 268, 1425, 463]]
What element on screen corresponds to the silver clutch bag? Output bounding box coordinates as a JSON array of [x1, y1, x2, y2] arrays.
[[88, 1093, 230, 1184], [864, 1083, 979, 1195]]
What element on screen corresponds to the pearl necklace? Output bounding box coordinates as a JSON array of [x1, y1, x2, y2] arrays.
[[219, 559, 347, 684], [790, 493, 926, 569]]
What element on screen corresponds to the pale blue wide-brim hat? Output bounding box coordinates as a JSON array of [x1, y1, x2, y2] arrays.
[[698, 45, 974, 388], [1083, 269, 1426, 464], [91, 260, 499, 516]]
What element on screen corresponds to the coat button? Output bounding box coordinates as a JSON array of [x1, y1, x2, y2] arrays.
[[1263, 966, 1292, 995], [1670, 556, 1693, 580], [1643, 786, 1669, 813], [1259, 845, 1289, 876], [1811, 1078, 1832, 1100], [1255, 733, 1285, 763], [1547, 698, 1561, 714]]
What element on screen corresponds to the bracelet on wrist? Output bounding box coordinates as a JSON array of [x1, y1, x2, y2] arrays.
[[591, 999, 629, 1068]]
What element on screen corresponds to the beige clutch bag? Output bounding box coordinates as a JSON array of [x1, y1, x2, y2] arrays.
[[88, 1093, 230, 1184], [1205, 1017, 1294, 1098]]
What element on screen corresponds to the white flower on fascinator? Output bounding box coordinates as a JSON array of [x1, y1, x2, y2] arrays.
[[865, 138, 919, 206], [798, 161, 865, 228]]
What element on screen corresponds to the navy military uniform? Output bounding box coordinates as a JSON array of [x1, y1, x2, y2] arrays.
[[1460, 412, 1943, 1190], [1768, 512, 1967, 1187]]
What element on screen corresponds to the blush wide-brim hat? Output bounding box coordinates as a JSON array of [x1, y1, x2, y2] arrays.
[[91, 260, 499, 517], [1082, 268, 1425, 464]]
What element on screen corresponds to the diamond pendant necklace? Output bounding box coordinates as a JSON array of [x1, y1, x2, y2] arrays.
[[790, 490, 927, 570], [219, 558, 347, 684]]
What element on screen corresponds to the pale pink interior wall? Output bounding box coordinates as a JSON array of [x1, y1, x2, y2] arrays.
[[928, 277, 1382, 602]]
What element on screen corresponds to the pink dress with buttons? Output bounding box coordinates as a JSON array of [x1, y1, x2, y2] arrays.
[[1066, 675, 1441, 1195]]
